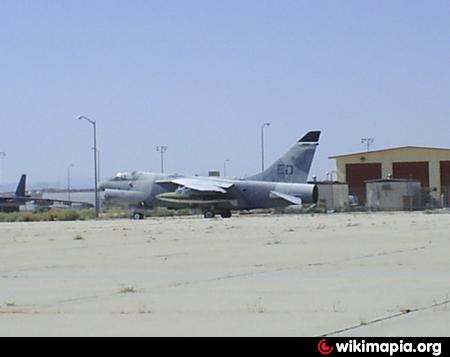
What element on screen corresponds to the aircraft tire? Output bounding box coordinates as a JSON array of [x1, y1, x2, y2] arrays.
[[203, 210, 215, 219], [132, 212, 144, 220], [220, 210, 232, 218]]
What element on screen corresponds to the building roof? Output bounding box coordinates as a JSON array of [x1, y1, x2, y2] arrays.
[[329, 146, 450, 159], [365, 178, 421, 184]]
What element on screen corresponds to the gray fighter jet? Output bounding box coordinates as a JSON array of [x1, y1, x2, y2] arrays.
[[100, 131, 321, 219], [0, 175, 93, 212]]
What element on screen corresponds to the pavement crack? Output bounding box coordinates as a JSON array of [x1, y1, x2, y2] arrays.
[[319, 298, 450, 337], [306, 245, 429, 268]]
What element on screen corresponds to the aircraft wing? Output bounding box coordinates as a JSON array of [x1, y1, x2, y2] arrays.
[[269, 191, 303, 205], [157, 177, 234, 194], [155, 177, 237, 208]]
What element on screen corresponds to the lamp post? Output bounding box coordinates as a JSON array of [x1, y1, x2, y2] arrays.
[[261, 122, 271, 172], [156, 146, 168, 173], [67, 164, 74, 201], [78, 115, 99, 218], [0, 152, 5, 185], [223, 159, 230, 177], [95, 149, 101, 183]]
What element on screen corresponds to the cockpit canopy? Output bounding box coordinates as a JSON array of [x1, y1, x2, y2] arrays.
[[110, 171, 141, 182]]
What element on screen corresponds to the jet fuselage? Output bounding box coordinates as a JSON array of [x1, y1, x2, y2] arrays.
[[100, 172, 318, 211]]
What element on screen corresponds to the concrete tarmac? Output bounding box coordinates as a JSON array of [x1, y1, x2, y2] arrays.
[[0, 212, 449, 336]]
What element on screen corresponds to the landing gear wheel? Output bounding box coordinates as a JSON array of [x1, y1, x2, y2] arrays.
[[132, 212, 144, 220], [203, 210, 216, 219], [220, 210, 232, 218]]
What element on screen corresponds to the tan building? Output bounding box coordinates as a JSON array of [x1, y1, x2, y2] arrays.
[[329, 146, 450, 206]]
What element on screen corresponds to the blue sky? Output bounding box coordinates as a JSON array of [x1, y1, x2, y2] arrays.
[[0, 0, 449, 188]]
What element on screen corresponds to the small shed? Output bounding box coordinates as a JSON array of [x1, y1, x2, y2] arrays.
[[366, 179, 422, 211], [313, 182, 349, 212]]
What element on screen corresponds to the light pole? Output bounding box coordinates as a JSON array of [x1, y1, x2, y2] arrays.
[[361, 138, 375, 152], [67, 164, 74, 201], [261, 122, 271, 172], [156, 146, 168, 173], [94, 149, 101, 211], [95, 149, 101, 183], [0, 152, 5, 186], [223, 159, 230, 177], [78, 115, 99, 218]]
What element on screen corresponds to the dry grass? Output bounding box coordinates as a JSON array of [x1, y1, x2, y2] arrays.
[[119, 286, 138, 294]]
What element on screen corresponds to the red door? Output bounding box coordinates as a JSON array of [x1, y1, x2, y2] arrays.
[[393, 162, 430, 187], [346, 163, 382, 205]]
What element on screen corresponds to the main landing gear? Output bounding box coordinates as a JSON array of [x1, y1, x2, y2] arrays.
[[203, 209, 232, 219], [132, 212, 145, 220]]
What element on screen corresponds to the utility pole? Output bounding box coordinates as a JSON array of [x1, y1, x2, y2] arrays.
[[261, 123, 271, 172], [156, 146, 168, 173], [361, 138, 375, 152]]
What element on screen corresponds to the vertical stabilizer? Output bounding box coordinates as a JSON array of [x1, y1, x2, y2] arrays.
[[15, 175, 27, 197], [249, 131, 321, 183]]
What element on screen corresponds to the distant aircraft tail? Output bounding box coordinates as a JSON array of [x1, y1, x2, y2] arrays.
[[15, 175, 26, 197], [249, 131, 321, 183]]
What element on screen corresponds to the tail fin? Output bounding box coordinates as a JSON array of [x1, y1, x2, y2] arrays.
[[15, 175, 27, 197], [249, 131, 321, 183]]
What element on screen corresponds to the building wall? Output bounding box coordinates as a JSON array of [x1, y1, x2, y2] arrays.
[[334, 148, 450, 202]]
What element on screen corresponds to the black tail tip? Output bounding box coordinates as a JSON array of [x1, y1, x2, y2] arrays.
[[299, 131, 321, 143]]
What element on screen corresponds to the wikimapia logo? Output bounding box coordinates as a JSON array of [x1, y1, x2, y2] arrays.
[[316, 339, 442, 356], [318, 339, 334, 355]]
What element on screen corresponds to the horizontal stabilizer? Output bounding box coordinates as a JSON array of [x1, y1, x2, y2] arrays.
[[270, 191, 303, 205]]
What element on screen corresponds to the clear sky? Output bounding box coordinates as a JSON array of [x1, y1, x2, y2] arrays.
[[0, 0, 449, 188]]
